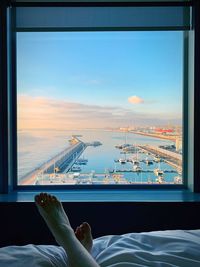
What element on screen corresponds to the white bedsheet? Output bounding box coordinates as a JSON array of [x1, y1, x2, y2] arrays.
[[0, 230, 200, 267]]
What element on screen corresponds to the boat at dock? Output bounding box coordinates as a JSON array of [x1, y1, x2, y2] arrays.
[[131, 159, 140, 165], [115, 143, 131, 149], [75, 158, 88, 165], [154, 156, 162, 162], [119, 158, 126, 164], [145, 158, 153, 165], [156, 175, 165, 184], [174, 176, 182, 184], [154, 168, 164, 176], [133, 165, 142, 172], [70, 165, 82, 172]]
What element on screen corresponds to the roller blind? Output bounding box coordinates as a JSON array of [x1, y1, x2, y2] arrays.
[[15, 6, 191, 31]]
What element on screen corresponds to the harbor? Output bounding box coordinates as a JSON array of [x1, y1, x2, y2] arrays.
[[19, 130, 182, 186]]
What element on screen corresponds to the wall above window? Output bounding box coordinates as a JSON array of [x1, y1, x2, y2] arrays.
[[13, 0, 192, 3]]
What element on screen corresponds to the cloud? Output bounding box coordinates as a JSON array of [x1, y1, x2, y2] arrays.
[[128, 95, 144, 104], [18, 95, 181, 130]]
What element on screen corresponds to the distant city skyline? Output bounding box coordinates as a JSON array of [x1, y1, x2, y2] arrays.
[[17, 31, 183, 130]]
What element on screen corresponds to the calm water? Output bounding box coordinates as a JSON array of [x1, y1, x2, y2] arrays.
[[18, 129, 181, 184]]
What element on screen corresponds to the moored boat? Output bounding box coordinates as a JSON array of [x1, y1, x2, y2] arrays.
[[119, 158, 126, 164], [154, 168, 164, 176], [133, 165, 142, 172], [145, 158, 153, 165], [70, 165, 81, 172]]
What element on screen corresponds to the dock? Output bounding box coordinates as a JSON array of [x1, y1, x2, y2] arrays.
[[20, 137, 87, 185], [34, 172, 129, 185], [138, 144, 182, 172]]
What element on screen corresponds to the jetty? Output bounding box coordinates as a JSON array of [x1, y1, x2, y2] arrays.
[[20, 136, 87, 185], [138, 144, 182, 172]]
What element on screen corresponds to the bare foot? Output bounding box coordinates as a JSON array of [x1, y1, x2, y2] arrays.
[[35, 193, 74, 247], [75, 222, 93, 253], [35, 193, 100, 267]]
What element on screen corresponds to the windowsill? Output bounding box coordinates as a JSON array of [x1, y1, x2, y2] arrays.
[[1, 189, 200, 202]]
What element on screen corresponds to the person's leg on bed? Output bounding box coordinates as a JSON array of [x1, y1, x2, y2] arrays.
[[35, 193, 100, 267]]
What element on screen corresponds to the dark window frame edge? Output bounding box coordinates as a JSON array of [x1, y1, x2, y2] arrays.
[[0, 0, 198, 195]]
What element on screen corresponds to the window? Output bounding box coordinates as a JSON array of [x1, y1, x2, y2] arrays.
[[1, 1, 198, 192], [17, 30, 184, 186]]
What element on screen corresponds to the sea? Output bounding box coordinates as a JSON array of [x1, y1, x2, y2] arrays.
[[18, 129, 182, 184]]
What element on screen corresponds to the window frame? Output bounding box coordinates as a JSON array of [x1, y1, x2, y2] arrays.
[[1, 0, 198, 193]]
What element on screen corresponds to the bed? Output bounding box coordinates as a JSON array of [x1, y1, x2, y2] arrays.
[[1, 229, 200, 267]]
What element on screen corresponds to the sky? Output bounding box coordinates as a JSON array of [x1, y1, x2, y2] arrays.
[[17, 31, 183, 130]]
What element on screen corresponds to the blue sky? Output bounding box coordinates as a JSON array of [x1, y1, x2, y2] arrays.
[[17, 31, 183, 129]]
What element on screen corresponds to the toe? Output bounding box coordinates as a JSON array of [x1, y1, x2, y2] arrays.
[[82, 222, 91, 231], [76, 226, 84, 240]]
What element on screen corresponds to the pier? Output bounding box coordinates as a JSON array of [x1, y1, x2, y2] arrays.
[[33, 171, 178, 185], [33, 172, 129, 185], [20, 137, 87, 185], [138, 144, 182, 172]]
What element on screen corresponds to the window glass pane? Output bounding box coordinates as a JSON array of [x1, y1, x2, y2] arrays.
[[17, 31, 183, 186]]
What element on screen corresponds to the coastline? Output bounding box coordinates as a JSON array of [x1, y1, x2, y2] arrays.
[[129, 130, 177, 142]]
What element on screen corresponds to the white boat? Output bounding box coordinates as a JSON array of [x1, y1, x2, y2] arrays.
[[72, 172, 80, 178], [76, 158, 88, 165], [156, 175, 165, 184], [174, 176, 182, 184], [70, 166, 81, 172], [145, 158, 153, 165], [132, 159, 140, 165], [154, 156, 162, 162], [119, 158, 126, 164], [154, 168, 164, 176], [133, 165, 142, 172]]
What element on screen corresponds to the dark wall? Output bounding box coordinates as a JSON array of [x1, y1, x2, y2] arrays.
[[1, 202, 200, 247]]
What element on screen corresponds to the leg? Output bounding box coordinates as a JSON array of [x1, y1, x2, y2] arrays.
[[35, 193, 100, 267]]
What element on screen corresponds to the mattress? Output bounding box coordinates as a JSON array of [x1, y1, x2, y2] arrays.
[[0, 229, 200, 267]]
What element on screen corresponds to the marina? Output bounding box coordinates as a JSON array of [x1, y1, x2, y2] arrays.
[[19, 130, 183, 185]]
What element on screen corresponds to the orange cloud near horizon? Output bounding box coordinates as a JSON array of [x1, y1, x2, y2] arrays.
[[18, 95, 181, 130], [18, 95, 124, 130]]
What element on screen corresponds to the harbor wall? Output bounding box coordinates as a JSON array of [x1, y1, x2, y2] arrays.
[[20, 140, 86, 185]]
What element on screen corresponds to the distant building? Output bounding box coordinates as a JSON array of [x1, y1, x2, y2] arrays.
[[176, 136, 182, 152], [155, 128, 174, 134]]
